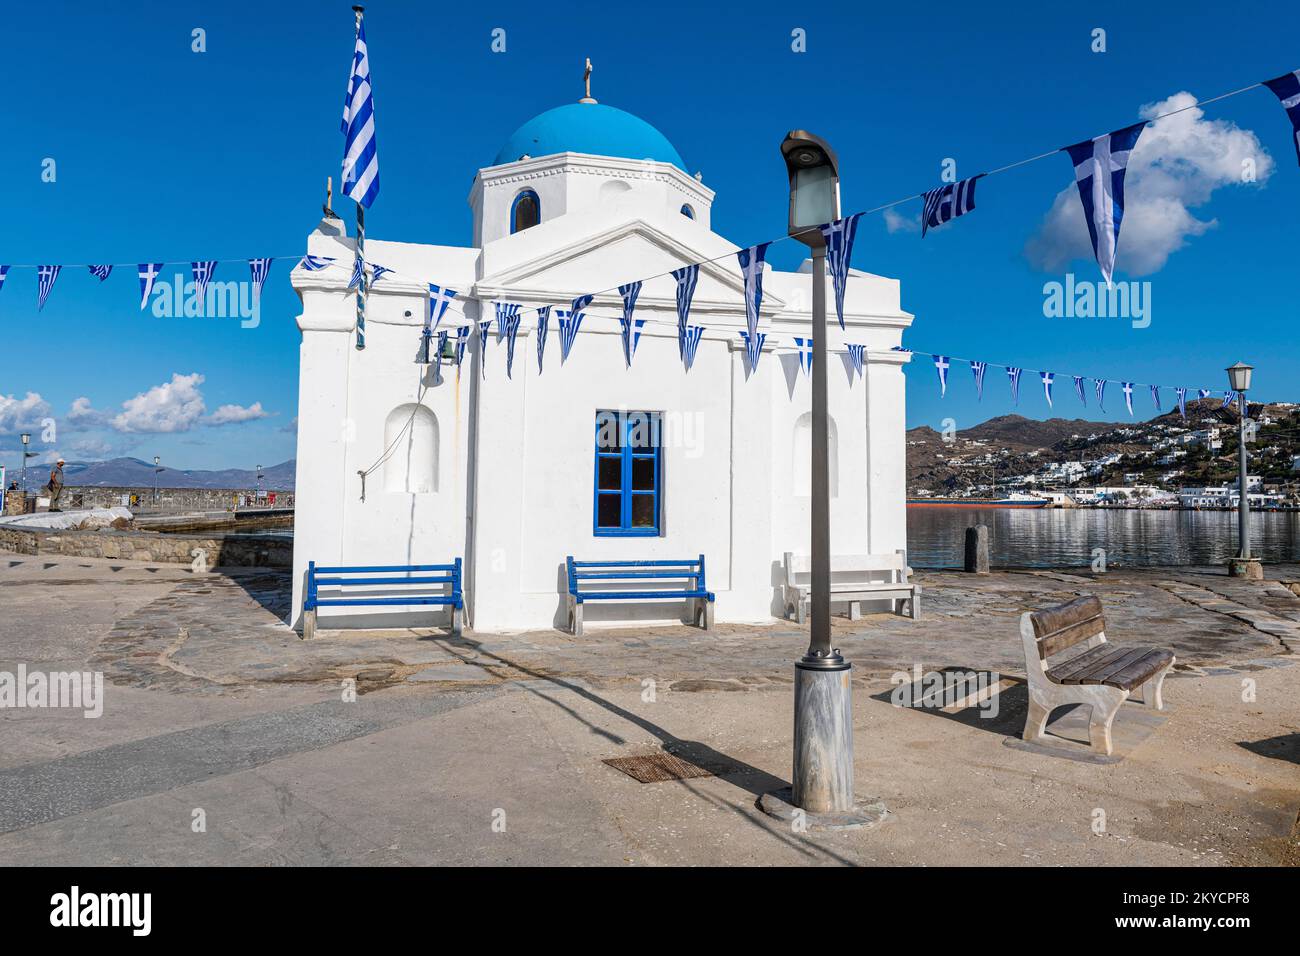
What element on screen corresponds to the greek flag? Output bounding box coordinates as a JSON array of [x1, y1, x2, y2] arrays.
[[558, 308, 583, 363], [847, 343, 866, 377], [1222, 390, 1236, 409], [36, 265, 61, 311], [347, 253, 364, 291], [737, 243, 771, 343], [87, 265, 113, 281], [618, 282, 644, 367], [920, 175, 982, 238], [426, 283, 458, 334], [671, 264, 699, 357], [434, 330, 448, 371], [1198, 388, 1210, 402], [0, 265, 7, 292], [299, 255, 336, 271], [138, 263, 163, 310], [191, 261, 217, 305], [794, 337, 813, 374], [1063, 122, 1146, 286], [1176, 386, 1187, 418], [571, 293, 594, 316], [1150, 384, 1162, 411], [682, 325, 705, 372], [454, 325, 470, 366], [740, 330, 766, 374], [1041, 371, 1054, 408], [248, 258, 274, 300], [935, 354, 950, 397], [536, 305, 551, 374], [340, 10, 379, 208], [477, 318, 493, 378], [1096, 379, 1107, 411], [1123, 381, 1135, 416], [1263, 70, 1300, 167], [971, 360, 987, 400], [1073, 375, 1087, 406], [370, 263, 393, 283], [501, 310, 523, 379], [818, 213, 863, 329], [1007, 366, 1022, 404], [892, 346, 911, 353]]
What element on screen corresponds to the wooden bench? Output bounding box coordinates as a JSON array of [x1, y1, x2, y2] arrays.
[[1020, 595, 1174, 755], [303, 559, 464, 639], [782, 550, 921, 623], [565, 555, 715, 637]]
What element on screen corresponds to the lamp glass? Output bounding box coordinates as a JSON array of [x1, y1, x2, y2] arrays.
[[1227, 364, 1252, 392], [791, 165, 837, 231]]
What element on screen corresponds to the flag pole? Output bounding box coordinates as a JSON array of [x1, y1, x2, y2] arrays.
[[353, 5, 366, 351]]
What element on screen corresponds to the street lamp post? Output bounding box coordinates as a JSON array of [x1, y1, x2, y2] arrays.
[[19, 433, 32, 497], [1225, 362, 1260, 579], [758, 132, 883, 829], [153, 456, 161, 506], [256, 465, 263, 503]]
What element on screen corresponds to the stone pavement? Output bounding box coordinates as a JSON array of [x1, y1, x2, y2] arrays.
[[1, 555, 1298, 866]]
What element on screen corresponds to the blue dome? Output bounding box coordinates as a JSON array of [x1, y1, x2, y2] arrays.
[[493, 102, 686, 171]]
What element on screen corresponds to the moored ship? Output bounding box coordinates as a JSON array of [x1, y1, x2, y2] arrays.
[[907, 492, 1050, 509]]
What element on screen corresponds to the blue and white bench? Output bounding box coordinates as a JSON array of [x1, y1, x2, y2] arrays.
[[565, 555, 715, 636], [303, 559, 464, 639]]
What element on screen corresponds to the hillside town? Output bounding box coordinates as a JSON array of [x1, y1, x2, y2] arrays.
[[907, 398, 1300, 508]]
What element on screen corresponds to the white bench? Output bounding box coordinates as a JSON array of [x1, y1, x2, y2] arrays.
[[781, 550, 921, 622]]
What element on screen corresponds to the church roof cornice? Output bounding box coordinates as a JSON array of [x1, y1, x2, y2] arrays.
[[470, 152, 713, 205]]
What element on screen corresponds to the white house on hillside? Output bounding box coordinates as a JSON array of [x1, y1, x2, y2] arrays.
[[288, 84, 914, 633]]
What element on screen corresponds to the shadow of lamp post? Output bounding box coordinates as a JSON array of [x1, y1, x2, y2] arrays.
[[1226, 362, 1261, 580]]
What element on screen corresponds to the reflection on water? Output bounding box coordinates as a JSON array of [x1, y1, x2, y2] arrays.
[[907, 508, 1300, 569]]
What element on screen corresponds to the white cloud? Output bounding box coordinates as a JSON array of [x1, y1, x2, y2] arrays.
[[110, 373, 207, 434], [0, 392, 53, 431], [1025, 91, 1274, 276], [883, 206, 919, 234], [208, 401, 270, 426], [66, 396, 109, 430]]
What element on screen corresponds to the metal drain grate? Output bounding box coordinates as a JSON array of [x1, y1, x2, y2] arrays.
[[602, 752, 717, 784]]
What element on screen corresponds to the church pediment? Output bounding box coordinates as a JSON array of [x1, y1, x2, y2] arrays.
[[474, 217, 786, 319]]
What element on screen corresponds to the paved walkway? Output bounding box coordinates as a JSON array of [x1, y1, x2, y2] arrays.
[[1, 555, 1298, 865]]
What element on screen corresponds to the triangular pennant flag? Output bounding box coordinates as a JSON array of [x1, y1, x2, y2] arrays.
[[1041, 371, 1054, 408], [426, 283, 458, 334], [248, 258, 274, 300], [1198, 388, 1210, 402], [1096, 379, 1107, 412], [558, 308, 583, 363], [434, 329, 448, 372], [0, 265, 8, 292], [37, 265, 62, 311], [672, 264, 699, 358], [739, 330, 766, 375], [818, 213, 863, 329], [1150, 384, 1162, 411], [1073, 375, 1087, 406], [934, 355, 950, 397], [618, 282, 644, 368], [920, 175, 983, 238], [503, 311, 523, 379], [1007, 366, 1022, 405], [682, 325, 705, 372], [1123, 381, 1135, 416], [191, 261, 217, 306], [477, 318, 493, 378], [138, 263, 163, 310], [1062, 122, 1146, 286], [536, 306, 551, 374], [299, 255, 336, 271], [87, 265, 113, 281], [1222, 390, 1236, 409], [971, 360, 987, 400], [793, 337, 814, 375], [847, 343, 866, 377], [737, 243, 771, 342], [347, 253, 364, 291], [1262, 70, 1300, 167], [1176, 386, 1187, 418], [370, 263, 393, 283], [454, 325, 470, 366]]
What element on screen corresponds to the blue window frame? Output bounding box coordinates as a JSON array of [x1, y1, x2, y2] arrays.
[[511, 189, 540, 234], [680, 203, 695, 219], [594, 410, 661, 536]]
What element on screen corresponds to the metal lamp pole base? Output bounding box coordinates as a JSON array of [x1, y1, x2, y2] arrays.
[[759, 652, 888, 831]]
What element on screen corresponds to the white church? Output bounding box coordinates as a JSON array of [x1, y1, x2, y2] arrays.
[[289, 76, 914, 634]]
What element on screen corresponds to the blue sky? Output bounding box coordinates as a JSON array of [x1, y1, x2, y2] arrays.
[[3, 0, 1298, 473]]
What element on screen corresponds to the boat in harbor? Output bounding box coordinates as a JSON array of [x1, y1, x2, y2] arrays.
[[907, 492, 1050, 509]]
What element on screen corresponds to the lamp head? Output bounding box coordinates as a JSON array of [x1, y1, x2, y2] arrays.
[[20, 433, 30, 445], [781, 130, 841, 247], [1226, 362, 1253, 392]]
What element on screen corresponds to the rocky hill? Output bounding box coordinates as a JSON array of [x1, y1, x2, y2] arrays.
[[56, 458, 297, 491]]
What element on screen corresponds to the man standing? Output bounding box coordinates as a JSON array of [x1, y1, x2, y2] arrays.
[[46, 459, 66, 512]]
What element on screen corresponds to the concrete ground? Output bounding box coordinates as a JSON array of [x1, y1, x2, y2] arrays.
[[1, 554, 1298, 866]]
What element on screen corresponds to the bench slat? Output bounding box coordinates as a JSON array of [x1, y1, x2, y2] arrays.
[[1030, 595, 1103, 639], [314, 564, 457, 573], [571, 560, 701, 569], [315, 576, 455, 586], [1076, 646, 1161, 685], [574, 571, 699, 580], [1038, 615, 1106, 658], [1094, 649, 1175, 690], [1047, 644, 1124, 682], [576, 590, 711, 601], [312, 597, 458, 607]]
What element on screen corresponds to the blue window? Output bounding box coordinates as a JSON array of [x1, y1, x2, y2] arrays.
[[594, 410, 661, 536], [511, 189, 540, 233], [680, 203, 695, 219]]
